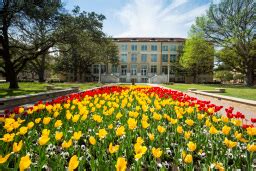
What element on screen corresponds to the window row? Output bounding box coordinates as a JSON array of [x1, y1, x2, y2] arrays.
[[120, 44, 182, 52], [117, 65, 176, 75], [121, 54, 177, 62]]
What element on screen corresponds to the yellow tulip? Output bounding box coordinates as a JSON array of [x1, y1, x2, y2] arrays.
[[246, 127, 256, 136], [0, 133, 15, 142], [177, 126, 183, 134], [35, 118, 41, 124], [187, 141, 197, 152], [116, 126, 125, 136], [89, 136, 96, 145], [43, 117, 51, 125], [224, 138, 237, 148], [209, 126, 218, 134], [247, 144, 256, 152], [62, 139, 73, 149], [127, 118, 137, 130], [55, 131, 63, 141], [184, 131, 192, 140], [157, 125, 166, 133], [134, 144, 147, 160], [72, 131, 82, 141], [42, 129, 50, 137], [184, 154, 193, 163], [19, 126, 28, 135], [109, 143, 119, 154], [72, 114, 80, 123], [115, 157, 127, 171], [148, 133, 155, 141], [0, 153, 12, 164], [19, 155, 31, 171], [222, 125, 231, 135], [68, 155, 79, 171], [27, 122, 34, 129], [185, 119, 194, 126], [97, 129, 108, 139], [38, 136, 50, 146], [13, 140, 23, 153], [54, 120, 63, 128], [152, 147, 162, 158]]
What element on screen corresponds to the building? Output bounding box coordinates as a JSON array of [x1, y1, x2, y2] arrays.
[[91, 37, 213, 83]]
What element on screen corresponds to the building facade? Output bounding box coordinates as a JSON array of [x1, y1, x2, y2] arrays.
[[91, 37, 213, 83]]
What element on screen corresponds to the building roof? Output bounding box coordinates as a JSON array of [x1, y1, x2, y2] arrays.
[[112, 37, 186, 42]]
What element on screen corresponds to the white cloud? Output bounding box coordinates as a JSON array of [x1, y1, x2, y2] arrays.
[[115, 0, 209, 38]]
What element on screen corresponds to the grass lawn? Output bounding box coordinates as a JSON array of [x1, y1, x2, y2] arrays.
[[0, 82, 103, 98], [162, 84, 256, 101]]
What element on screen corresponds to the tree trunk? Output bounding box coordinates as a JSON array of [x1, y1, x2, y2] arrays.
[[1, 6, 19, 89], [38, 54, 46, 82], [72, 47, 78, 82], [8, 69, 19, 89], [245, 63, 254, 86], [38, 70, 45, 82]]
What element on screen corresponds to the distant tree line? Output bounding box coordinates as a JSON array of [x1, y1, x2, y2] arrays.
[[0, 1, 118, 89]]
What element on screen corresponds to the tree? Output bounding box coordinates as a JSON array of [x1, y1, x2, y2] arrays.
[[180, 34, 214, 83], [214, 70, 233, 82], [192, 0, 256, 86], [55, 7, 118, 82], [0, 1, 61, 88]]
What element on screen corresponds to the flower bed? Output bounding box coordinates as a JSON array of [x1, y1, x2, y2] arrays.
[[0, 85, 255, 170]]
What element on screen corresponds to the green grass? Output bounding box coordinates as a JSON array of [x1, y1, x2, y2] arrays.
[[0, 82, 103, 98], [162, 84, 256, 101]]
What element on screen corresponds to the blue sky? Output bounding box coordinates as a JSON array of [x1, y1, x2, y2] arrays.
[[63, 0, 213, 38]]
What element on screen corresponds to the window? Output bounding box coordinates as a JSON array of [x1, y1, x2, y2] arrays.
[[93, 65, 99, 74], [112, 65, 118, 73], [170, 66, 175, 74], [141, 45, 147, 51], [141, 54, 147, 62], [170, 45, 177, 51], [170, 55, 176, 62], [162, 66, 168, 74], [121, 54, 127, 62], [121, 44, 128, 51], [162, 45, 168, 51], [131, 64, 137, 75], [121, 65, 127, 75], [151, 65, 157, 74], [93, 65, 106, 74], [141, 65, 147, 76], [151, 45, 157, 51], [101, 65, 106, 73], [162, 54, 168, 62], [120, 78, 126, 82], [131, 54, 137, 62], [178, 45, 183, 51], [131, 44, 137, 51], [141, 78, 148, 83], [151, 54, 157, 62]]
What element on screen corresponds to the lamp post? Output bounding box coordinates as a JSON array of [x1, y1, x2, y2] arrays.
[[167, 64, 170, 83], [98, 64, 101, 83]]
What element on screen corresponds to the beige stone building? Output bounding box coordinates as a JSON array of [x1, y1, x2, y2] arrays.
[[92, 37, 213, 83]]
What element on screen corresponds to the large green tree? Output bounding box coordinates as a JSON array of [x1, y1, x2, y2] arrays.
[[55, 7, 118, 82], [192, 0, 256, 86], [0, 0, 61, 88], [180, 34, 214, 83]]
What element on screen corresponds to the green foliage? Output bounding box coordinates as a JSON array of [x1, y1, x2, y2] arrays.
[[180, 34, 214, 83], [214, 70, 233, 82], [191, 0, 256, 86], [54, 8, 118, 81]]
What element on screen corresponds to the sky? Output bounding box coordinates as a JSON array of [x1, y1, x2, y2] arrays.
[[63, 0, 214, 38]]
